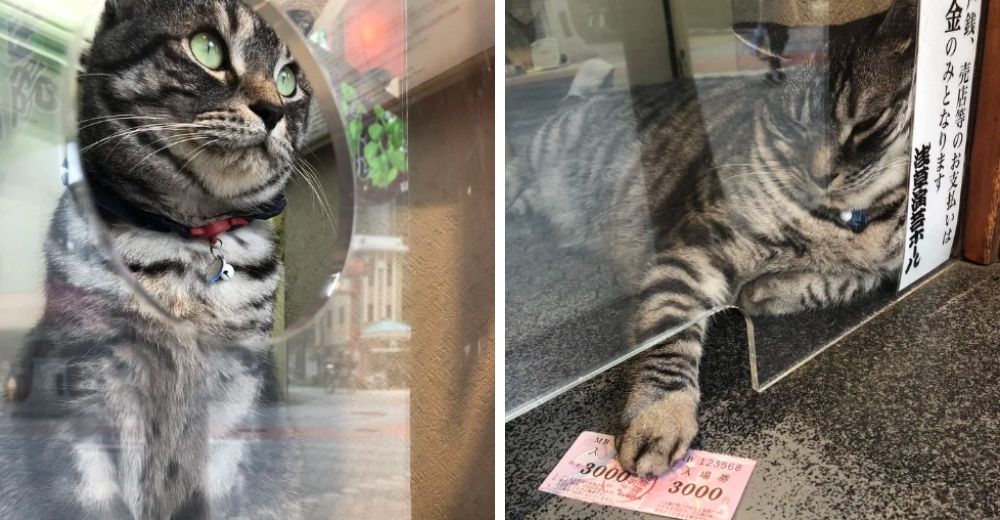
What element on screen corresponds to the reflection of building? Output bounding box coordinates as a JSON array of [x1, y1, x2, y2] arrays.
[[288, 199, 410, 388], [341, 232, 410, 388]]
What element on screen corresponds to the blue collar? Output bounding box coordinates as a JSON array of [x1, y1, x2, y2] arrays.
[[841, 209, 870, 233]]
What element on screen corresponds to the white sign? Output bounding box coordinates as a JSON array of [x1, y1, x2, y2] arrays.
[[900, 0, 982, 289]]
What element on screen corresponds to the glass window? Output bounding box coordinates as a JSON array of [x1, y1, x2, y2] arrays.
[[505, 0, 946, 424], [0, 0, 415, 517]]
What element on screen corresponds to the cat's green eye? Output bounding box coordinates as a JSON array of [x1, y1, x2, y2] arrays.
[[190, 32, 226, 70], [276, 65, 297, 97]]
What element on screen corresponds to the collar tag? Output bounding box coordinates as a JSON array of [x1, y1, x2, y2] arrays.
[[207, 240, 234, 284], [207, 254, 234, 284]]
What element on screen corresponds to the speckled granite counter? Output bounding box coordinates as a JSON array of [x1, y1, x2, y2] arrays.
[[506, 261, 1000, 519]]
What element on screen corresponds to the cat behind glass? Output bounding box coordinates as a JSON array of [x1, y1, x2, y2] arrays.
[[1, 1, 313, 518], [509, 0, 917, 476]]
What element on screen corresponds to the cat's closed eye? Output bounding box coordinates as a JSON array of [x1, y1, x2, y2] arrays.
[[852, 115, 882, 135], [849, 113, 890, 147]]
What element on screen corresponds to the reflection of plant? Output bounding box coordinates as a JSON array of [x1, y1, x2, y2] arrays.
[[340, 82, 407, 189]]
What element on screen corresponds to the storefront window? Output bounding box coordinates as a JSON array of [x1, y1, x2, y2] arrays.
[[0, 0, 413, 517], [506, 0, 977, 424]]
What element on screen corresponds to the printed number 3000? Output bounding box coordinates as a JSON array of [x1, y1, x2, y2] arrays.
[[667, 481, 724, 500], [578, 463, 633, 482]]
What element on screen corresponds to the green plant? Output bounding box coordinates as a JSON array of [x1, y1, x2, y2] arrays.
[[340, 82, 407, 189]]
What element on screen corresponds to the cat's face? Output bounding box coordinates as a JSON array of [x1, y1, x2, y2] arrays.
[[758, 0, 916, 211], [80, 0, 313, 215]]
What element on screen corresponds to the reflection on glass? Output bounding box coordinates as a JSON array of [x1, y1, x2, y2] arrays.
[[0, 0, 409, 518], [506, 0, 918, 475]]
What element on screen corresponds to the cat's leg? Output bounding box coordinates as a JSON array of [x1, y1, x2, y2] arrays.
[[737, 270, 887, 316], [617, 247, 734, 477], [505, 155, 538, 216], [5, 331, 46, 401]]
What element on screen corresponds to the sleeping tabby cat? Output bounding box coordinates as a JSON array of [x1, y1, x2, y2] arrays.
[[509, 0, 916, 476], [2, 0, 312, 517]]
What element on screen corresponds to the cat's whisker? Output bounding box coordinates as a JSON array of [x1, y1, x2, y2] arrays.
[[79, 126, 164, 152], [80, 123, 211, 153], [104, 123, 213, 156], [177, 138, 222, 172], [701, 163, 758, 172], [292, 164, 328, 216], [76, 112, 171, 128], [78, 115, 167, 131], [125, 134, 211, 176], [715, 166, 800, 182], [292, 161, 335, 226], [299, 160, 336, 223], [701, 163, 799, 181], [883, 158, 911, 170], [838, 157, 913, 192]]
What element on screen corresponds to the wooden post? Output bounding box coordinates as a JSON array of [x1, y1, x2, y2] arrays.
[[406, 51, 495, 519], [963, 0, 1000, 264]]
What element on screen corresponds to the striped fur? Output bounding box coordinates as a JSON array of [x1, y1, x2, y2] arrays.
[[2, 1, 312, 518], [511, 1, 916, 476]]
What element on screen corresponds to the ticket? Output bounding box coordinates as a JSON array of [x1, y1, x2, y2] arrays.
[[539, 431, 756, 520]]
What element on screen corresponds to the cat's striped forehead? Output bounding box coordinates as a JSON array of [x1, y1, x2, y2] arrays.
[[208, 1, 289, 75], [98, 0, 290, 73]]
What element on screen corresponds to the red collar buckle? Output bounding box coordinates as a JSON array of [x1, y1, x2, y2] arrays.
[[189, 217, 249, 243]]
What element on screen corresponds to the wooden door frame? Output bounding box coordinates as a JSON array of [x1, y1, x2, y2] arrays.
[[963, 0, 1000, 264]]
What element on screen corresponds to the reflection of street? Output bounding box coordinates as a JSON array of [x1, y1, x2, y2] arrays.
[[0, 388, 410, 519], [283, 387, 410, 519]]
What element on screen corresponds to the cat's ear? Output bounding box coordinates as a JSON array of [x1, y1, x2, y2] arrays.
[[101, 0, 148, 23], [287, 9, 316, 35], [875, 0, 917, 54]]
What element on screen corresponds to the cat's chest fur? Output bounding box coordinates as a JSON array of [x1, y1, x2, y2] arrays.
[[34, 196, 285, 516], [109, 220, 281, 338], [71, 347, 264, 516]]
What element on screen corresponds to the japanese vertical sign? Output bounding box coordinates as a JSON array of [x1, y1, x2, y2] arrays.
[[900, 0, 982, 289], [0, 16, 60, 147]]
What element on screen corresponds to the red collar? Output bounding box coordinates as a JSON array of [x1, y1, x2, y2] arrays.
[[189, 217, 249, 243], [86, 177, 288, 242]]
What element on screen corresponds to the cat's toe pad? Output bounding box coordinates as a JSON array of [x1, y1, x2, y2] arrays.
[[617, 393, 698, 477]]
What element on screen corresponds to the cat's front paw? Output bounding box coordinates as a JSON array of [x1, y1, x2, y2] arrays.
[[616, 392, 699, 477], [507, 195, 531, 216], [737, 274, 798, 315], [506, 181, 539, 217]]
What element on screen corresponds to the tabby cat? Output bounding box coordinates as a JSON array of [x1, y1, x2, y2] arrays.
[[1, 0, 312, 517], [509, 0, 916, 476]]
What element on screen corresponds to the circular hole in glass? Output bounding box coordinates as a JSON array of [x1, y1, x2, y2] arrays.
[[52, 0, 360, 348]]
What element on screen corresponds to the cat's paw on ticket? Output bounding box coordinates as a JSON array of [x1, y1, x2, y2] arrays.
[[617, 392, 698, 477]]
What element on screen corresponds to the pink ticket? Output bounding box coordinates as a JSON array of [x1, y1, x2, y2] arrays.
[[539, 432, 756, 520]]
